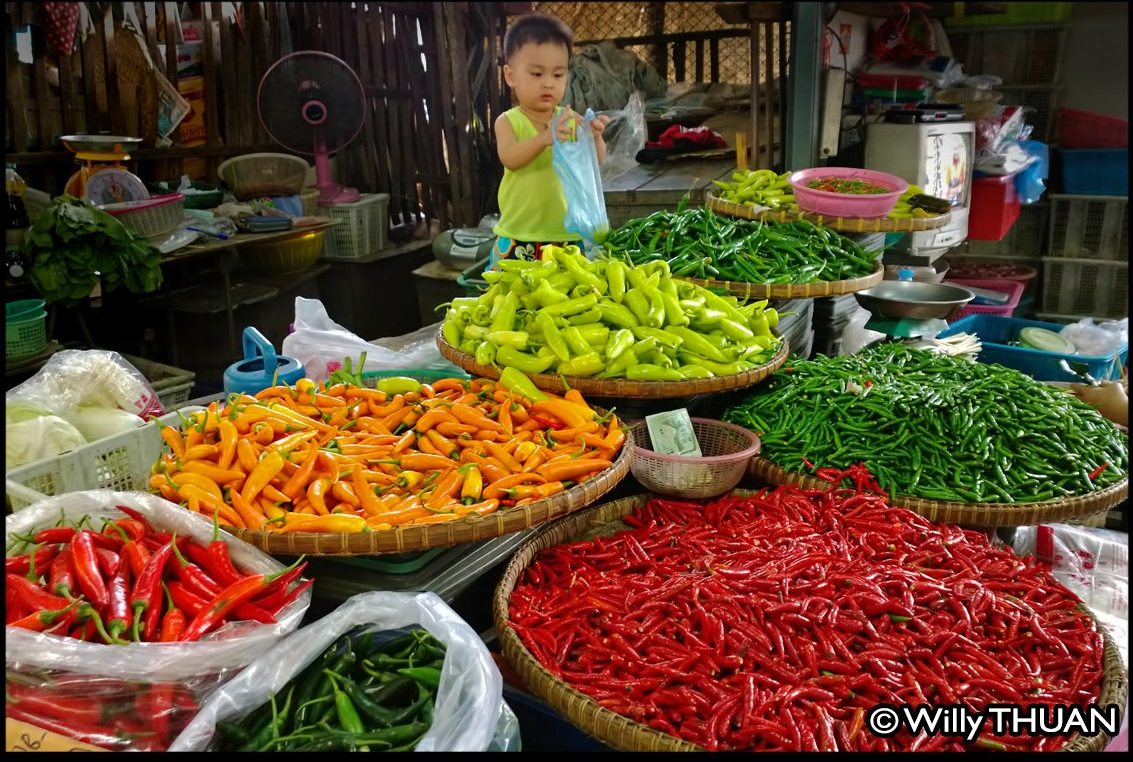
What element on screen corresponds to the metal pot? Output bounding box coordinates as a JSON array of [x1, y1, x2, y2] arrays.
[[854, 281, 974, 320]]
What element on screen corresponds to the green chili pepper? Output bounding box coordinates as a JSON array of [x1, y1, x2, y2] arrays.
[[486, 330, 529, 350], [556, 352, 604, 378], [560, 326, 593, 357], [536, 312, 571, 362], [495, 346, 555, 375]]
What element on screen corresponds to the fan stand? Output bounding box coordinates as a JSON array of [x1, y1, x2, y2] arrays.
[[314, 132, 359, 205]]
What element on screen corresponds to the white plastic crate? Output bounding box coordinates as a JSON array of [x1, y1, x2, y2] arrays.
[[1039, 257, 1128, 320], [318, 193, 390, 260], [1047, 194, 1128, 261], [120, 353, 195, 411], [6, 408, 201, 511]]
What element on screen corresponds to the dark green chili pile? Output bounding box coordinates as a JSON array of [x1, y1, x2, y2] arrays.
[[724, 344, 1129, 503], [209, 626, 445, 752], [604, 200, 879, 284]]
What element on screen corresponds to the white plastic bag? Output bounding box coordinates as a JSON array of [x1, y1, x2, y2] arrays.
[[6, 348, 164, 421], [599, 92, 646, 184], [551, 108, 611, 254], [171, 591, 521, 752], [280, 297, 462, 380], [1061, 317, 1129, 358], [5, 490, 312, 750]]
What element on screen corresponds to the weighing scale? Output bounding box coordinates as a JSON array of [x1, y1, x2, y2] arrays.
[[59, 135, 148, 205]]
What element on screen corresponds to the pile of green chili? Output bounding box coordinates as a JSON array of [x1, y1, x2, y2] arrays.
[[209, 626, 445, 752], [604, 200, 880, 285], [724, 344, 1129, 504]]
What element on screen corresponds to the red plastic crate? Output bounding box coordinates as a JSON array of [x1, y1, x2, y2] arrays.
[[945, 277, 1025, 320], [968, 175, 1020, 241], [1058, 108, 1129, 149]]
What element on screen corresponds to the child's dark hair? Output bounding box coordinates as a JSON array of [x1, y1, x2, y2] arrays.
[[504, 14, 573, 61]]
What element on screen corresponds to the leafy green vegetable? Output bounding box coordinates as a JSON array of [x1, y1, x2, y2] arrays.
[[23, 195, 164, 304]]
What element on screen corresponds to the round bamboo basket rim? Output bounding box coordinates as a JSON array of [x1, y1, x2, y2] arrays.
[[436, 327, 789, 399], [226, 428, 633, 556], [748, 455, 1129, 529], [679, 261, 884, 300], [493, 490, 1128, 753], [706, 192, 953, 233]]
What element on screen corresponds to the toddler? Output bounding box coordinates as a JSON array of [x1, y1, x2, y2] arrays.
[[492, 14, 609, 263]]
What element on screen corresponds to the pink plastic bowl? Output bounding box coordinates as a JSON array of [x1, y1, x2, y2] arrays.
[[789, 167, 908, 219]]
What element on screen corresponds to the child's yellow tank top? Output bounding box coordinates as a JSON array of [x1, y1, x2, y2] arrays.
[[494, 107, 580, 243]]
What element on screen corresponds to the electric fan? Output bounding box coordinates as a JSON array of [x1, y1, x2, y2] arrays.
[[258, 51, 366, 205]]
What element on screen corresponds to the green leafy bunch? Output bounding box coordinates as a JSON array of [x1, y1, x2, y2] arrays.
[[23, 195, 164, 304]]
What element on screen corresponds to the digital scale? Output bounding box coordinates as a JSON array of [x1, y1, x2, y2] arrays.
[[60, 134, 149, 205]]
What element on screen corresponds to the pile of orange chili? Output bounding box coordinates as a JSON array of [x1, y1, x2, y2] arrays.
[[151, 377, 625, 533]]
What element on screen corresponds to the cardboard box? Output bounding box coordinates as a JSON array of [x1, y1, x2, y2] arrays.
[[178, 76, 208, 179], [157, 42, 204, 79]]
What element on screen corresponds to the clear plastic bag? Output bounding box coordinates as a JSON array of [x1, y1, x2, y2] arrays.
[[5, 490, 312, 751], [170, 591, 521, 752], [6, 349, 164, 422], [280, 297, 462, 380], [551, 108, 610, 255], [599, 92, 646, 184], [1061, 317, 1129, 357]]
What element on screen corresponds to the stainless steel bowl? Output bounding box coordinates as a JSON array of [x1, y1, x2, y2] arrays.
[[60, 134, 143, 154], [854, 280, 974, 320]]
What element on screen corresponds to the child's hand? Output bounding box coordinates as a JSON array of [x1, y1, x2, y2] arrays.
[[554, 106, 580, 143], [590, 114, 611, 137]]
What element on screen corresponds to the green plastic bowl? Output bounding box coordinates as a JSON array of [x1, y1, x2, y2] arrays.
[[149, 180, 223, 210]]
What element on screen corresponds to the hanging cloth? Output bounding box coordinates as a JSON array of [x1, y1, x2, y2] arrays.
[[42, 2, 81, 56]]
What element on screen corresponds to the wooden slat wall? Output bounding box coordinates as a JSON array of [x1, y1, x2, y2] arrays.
[[5, 1, 486, 229]]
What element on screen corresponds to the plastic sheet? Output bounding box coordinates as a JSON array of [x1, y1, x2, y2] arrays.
[[171, 591, 520, 752], [5, 490, 311, 750], [599, 92, 646, 183]]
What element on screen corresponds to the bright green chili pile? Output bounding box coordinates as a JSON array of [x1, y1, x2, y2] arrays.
[[209, 626, 445, 752], [603, 200, 880, 285], [724, 344, 1129, 504]]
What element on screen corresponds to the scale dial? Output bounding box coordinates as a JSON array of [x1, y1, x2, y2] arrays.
[[84, 167, 148, 206]]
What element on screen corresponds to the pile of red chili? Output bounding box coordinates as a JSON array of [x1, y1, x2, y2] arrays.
[[508, 479, 1106, 751], [6, 505, 309, 643]]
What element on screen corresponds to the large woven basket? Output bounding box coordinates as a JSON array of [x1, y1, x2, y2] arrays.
[[706, 193, 952, 233], [748, 456, 1130, 528], [226, 428, 633, 556], [239, 229, 325, 274], [679, 262, 884, 300], [493, 490, 1128, 753], [436, 327, 789, 399]]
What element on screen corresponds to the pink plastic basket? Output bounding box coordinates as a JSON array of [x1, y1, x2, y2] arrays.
[[945, 277, 1025, 320], [628, 418, 761, 499], [788, 167, 908, 219]]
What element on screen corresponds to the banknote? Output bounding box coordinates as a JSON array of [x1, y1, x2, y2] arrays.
[[646, 408, 702, 457]]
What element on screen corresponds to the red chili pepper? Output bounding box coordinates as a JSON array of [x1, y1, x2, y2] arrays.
[[6, 572, 73, 612], [159, 584, 187, 642], [184, 540, 242, 589], [105, 518, 147, 542], [131, 539, 175, 642], [5, 544, 59, 579], [94, 546, 122, 578], [6, 684, 110, 725], [1088, 462, 1109, 480], [47, 550, 77, 598], [180, 558, 305, 641], [245, 564, 306, 612], [5, 704, 135, 750], [8, 599, 82, 633], [150, 682, 177, 748], [122, 540, 152, 578], [106, 560, 133, 641], [169, 537, 224, 598]]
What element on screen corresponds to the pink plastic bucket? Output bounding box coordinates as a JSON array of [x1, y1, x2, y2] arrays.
[[789, 167, 908, 219]]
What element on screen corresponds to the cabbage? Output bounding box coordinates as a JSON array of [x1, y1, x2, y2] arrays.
[[6, 415, 87, 469], [68, 406, 146, 442]]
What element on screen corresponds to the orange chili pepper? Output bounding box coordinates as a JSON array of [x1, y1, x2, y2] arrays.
[[240, 451, 286, 503], [536, 458, 613, 482], [331, 480, 361, 507], [431, 378, 469, 394], [482, 472, 546, 500], [398, 453, 458, 472], [281, 443, 320, 500], [453, 498, 501, 517], [182, 461, 245, 484], [353, 466, 383, 516], [425, 429, 460, 460], [451, 404, 506, 435], [415, 409, 458, 433], [276, 513, 368, 534], [424, 469, 464, 510], [411, 512, 460, 525], [229, 490, 268, 529], [482, 441, 522, 472], [235, 439, 260, 473], [498, 400, 514, 435], [435, 422, 478, 437], [161, 426, 186, 460], [261, 483, 292, 504], [307, 478, 331, 515]]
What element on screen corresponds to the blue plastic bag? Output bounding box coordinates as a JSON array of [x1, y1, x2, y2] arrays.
[[551, 109, 610, 255], [1014, 140, 1049, 205]]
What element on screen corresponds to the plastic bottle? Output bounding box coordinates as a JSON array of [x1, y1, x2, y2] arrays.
[[6, 164, 31, 278]]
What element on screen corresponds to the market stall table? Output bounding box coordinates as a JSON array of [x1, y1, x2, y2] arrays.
[[139, 220, 336, 364], [603, 157, 737, 229]]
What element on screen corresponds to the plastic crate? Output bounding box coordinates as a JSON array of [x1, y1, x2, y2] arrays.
[[999, 87, 1058, 142], [1048, 194, 1128, 261], [1058, 108, 1129, 149], [1058, 149, 1129, 196], [5, 307, 47, 361], [6, 409, 198, 511], [318, 193, 390, 259], [502, 685, 613, 752], [120, 354, 196, 411], [1040, 257, 1129, 320], [945, 277, 1026, 319], [938, 314, 1127, 382], [965, 200, 1048, 258], [968, 174, 1021, 241]]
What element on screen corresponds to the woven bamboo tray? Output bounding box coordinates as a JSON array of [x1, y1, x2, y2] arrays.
[[748, 456, 1130, 528], [436, 327, 789, 399], [706, 193, 953, 233], [493, 490, 1128, 753], [226, 428, 633, 556], [679, 261, 884, 300]]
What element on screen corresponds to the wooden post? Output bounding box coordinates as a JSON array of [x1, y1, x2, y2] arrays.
[[749, 20, 760, 169], [645, 2, 666, 82]]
